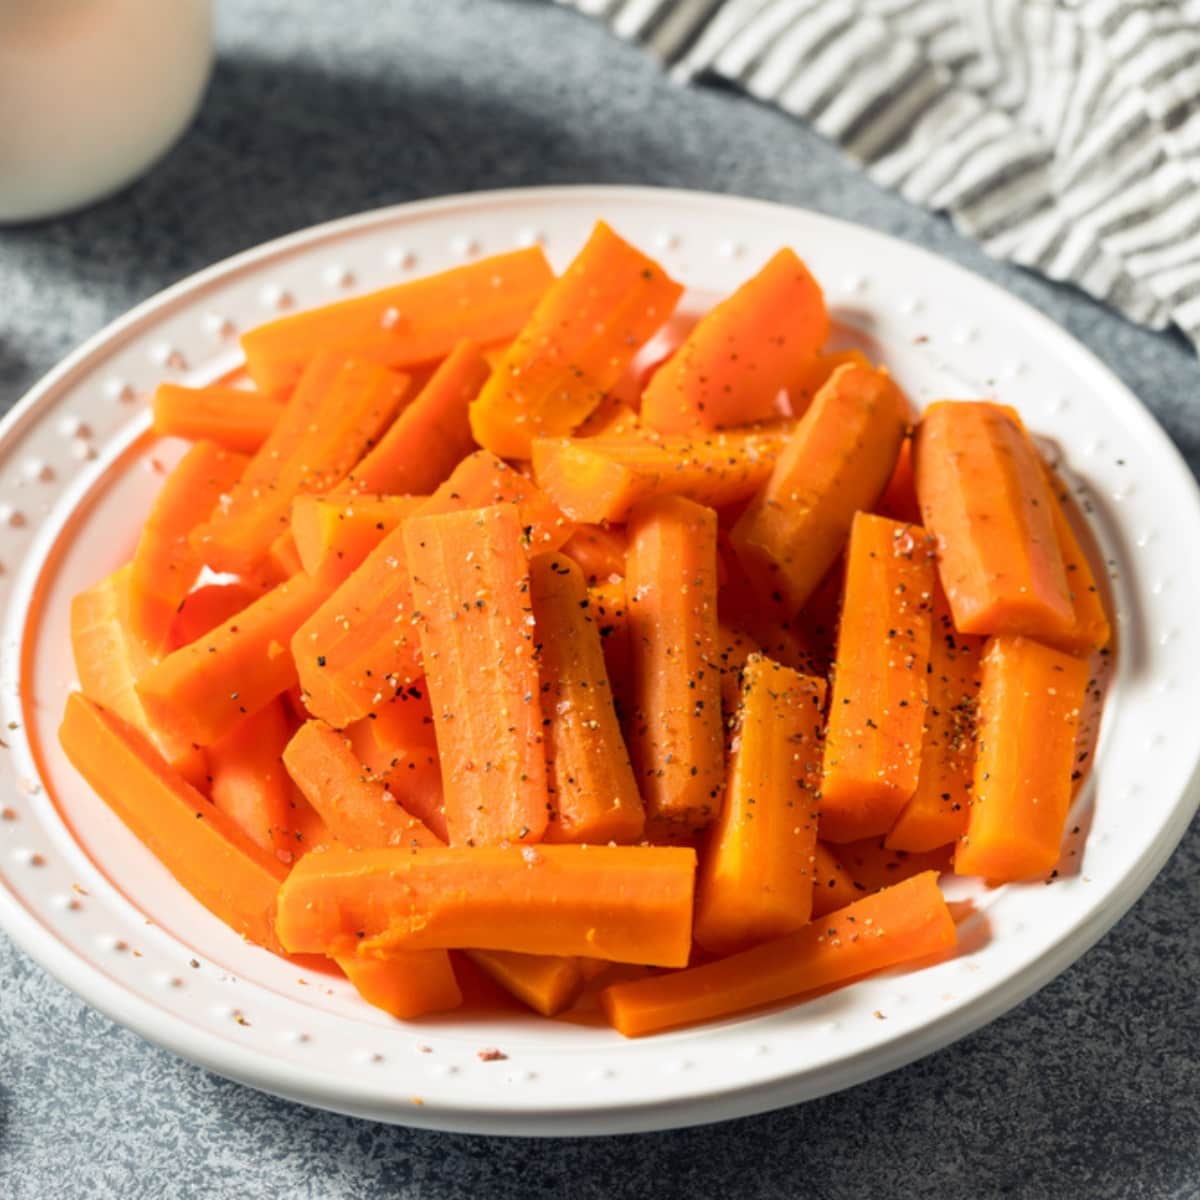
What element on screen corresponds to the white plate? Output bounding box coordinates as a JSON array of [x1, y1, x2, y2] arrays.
[[1, 186, 1198, 1137]]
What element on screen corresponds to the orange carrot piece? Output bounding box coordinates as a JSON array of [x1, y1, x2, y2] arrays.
[[405, 504, 548, 846], [465, 950, 585, 1017], [1042, 471, 1111, 655], [274, 843, 697, 965], [137, 573, 326, 746], [694, 657, 826, 955], [532, 426, 790, 525], [715, 622, 762, 718], [811, 842, 861, 917], [625, 496, 724, 833], [530, 553, 645, 845], [955, 636, 1089, 882], [875, 436, 922, 525], [291, 494, 424, 584], [561, 524, 627, 584], [820, 513, 935, 843], [334, 950, 463, 1020], [190, 352, 409, 574], [731, 363, 909, 612], [641, 248, 828, 433], [914, 401, 1074, 640], [168, 581, 263, 651], [574, 393, 640, 438], [788, 348, 872, 414], [470, 221, 683, 458], [589, 577, 633, 724], [886, 590, 984, 852], [336, 340, 489, 496], [128, 440, 249, 653], [600, 871, 955, 1037], [834, 836, 953, 895], [151, 383, 286, 453], [241, 247, 554, 396], [59, 694, 287, 949]]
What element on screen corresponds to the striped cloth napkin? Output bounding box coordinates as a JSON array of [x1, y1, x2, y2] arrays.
[[561, 0, 1200, 352]]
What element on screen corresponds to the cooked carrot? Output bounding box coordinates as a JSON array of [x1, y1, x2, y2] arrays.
[[59, 693, 287, 950], [789, 348, 872, 414], [151, 383, 286, 453], [561, 524, 627, 584], [241, 247, 554, 395], [641, 248, 828, 433], [341, 686, 436, 784], [731, 363, 908, 611], [574, 393, 640, 438], [624, 496, 724, 833], [532, 425, 791, 525], [336, 340, 488, 496], [190, 352, 409, 574], [530, 553, 645, 845], [835, 836, 953, 895], [1042, 470, 1111, 655], [955, 636, 1089, 881], [886, 589, 983, 852], [811, 842, 860, 917], [274, 843, 697, 966], [334, 950, 463, 1020], [291, 494, 423, 583], [875, 436, 922, 525], [601, 870, 955, 1036], [715, 622, 761, 718], [470, 221, 682, 458], [127, 440, 248, 653], [694, 656, 826, 955], [914, 401, 1074, 640], [820, 513, 935, 843], [588, 577, 633, 724], [137, 573, 326, 746], [168, 581, 263, 651], [465, 950, 585, 1017]]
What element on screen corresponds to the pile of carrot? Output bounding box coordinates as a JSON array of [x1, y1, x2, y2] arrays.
[[59, 221, 1108, 1038]]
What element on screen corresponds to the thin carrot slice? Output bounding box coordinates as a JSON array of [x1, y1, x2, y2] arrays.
[[600, 870, 955, 1037], [274, 843, 697, 966], [530, 553, 645, 845], [334, 951, 463, 1020], [241, 247, 554, 395], [886, 589, 983, 852], [731, 363, 908, 612], [136, 573, 326, 746], [789, 349, 872, 414], [291, 494, 424, 584], [59, 694, 287, 950], [1042, 470, 1111, 655], [820, 513, 935, 843], [532, 426, 790, 525], [955, 636, 1089, 882], [405, 504, 548, 846], [561, 524, 627, 584], [465, 950, 585, 1017], [811, 842, 860, 917], [336, 340, 489, 496], [625, 496, 724, 833], [914, 401, 1074, 640], [694, 656, 826, 956], [128, 440, 248, 653], [151, 383, 286, 453], [834, 836, 953, 895], [190, 352, 409, 574], [470, 221, 683, 458], [641, 248, 828, 433], [168, 582, 263, 651]]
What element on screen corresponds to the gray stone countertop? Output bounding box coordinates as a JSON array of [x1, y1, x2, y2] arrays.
[[1, 2, 1197, 1196]]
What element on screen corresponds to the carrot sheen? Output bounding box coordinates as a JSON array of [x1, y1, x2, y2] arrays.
[[600, 870, 956, 1036], [274, 844, 697, 966], [151, 383, 286, 453], [470, 221, 683, 458]]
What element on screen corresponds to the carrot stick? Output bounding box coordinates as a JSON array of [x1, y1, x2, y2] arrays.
[[625, 496, 724, 833], [886, 589, 983, 852], [168, 581, 263, 651], [190, 352, 409, 574], [532, 425, 791, 525], [151, 383, 286, 453], [127, 440, 248, 653], [730, 363, 909, 611], [59, 694, 288, 950], [334, 951, 463, 1020], [834, 836, 953, 895], [914, 401, 1075, 640], [241, 247, 554, 396], [641, 248, 828, 433], [274, 843, 697, 965], [530, 553, 645, 845], [404, 504, 548, 846], [561, 524, 627, 584], [789, 349, 871, 414], [470, 221, 683, 458], [811, 842, 861, 917], [136, 573, 326, 746], [694, 656, 826, 955], [820, 513, 935, 843], [465, 950, 585, 1017], [600, 870, 955, 1037], [955, 636, 1089, 882], [588, 577, 633, 724], [1042, 470, 1111, 655], [291, 494, 424, 584], [336, 340, 489, 496]]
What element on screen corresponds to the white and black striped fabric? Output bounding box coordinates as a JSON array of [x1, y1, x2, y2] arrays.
[[561, 0, 1200, 352]]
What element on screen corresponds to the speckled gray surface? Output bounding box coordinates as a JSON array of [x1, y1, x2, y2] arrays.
[[1, 1, 1198, 1196]]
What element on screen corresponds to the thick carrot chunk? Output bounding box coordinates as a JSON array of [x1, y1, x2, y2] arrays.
[[152, 383, 285, 453]]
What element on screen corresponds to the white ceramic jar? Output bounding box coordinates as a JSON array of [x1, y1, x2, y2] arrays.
[[0, 0, 214, 223]]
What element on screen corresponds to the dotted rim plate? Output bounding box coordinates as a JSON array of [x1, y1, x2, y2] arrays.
[[1, 186, 1198, 1137]]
